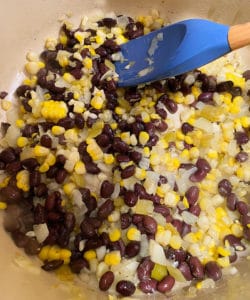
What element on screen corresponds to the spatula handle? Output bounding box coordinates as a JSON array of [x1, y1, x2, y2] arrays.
[[228, 22, 250, 50]]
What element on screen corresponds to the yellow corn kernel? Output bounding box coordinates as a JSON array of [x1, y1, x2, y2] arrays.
[[33, 145, 50, 157], [1, 99, 12, 111], [226, 73, 245, 89], [39, 163, 50, 173], [52, 125, 65, 136], [143, 147, 150, 157], [215, 207, 227, 219], [63, 72, 75, 83], [172, 157, 180, 169], [15, 119, 25, 128], [109, 228, 121, 242], [135, 168, 147, 180], [217, 256, 230, 268], [108, 210, 120, 223], [176, 130, 185, 140], [104, 154, 115, 165], [44, 153, 56, 166], [180, 149, 190, 159], [63, 182, 76, 196], [84, 250, 96, 261], [90, 95, 104, 110], [207, 150, 218, 159], [0, 202, 7, 210], [74, 31, 84, 44], [240, 116, 250, 128], [196, 281, 203, 290], [86, 139, 103, 161], [59, 33, 68, 45], [17, 137, 29, 148], [110, 122, 117, 130], [41, 100, 68, 122], [231, 223, 243, 237], [16, 170, 30, 192], [191, 86, 201, 99], [115, 106, 125, 115], [64, 128, 79, 143], [127, 227, 141, 241], [150, 153, 161, 165], [184, 135, 193, 145], [236, 167, 244, 179], [74, 161, 86, 175], [104, 251, 121, 266], [139, 131, 150, 145], [217, 246, 231, 257], [156, 186, 165, 198], [83, 57, 93, 70], [39, 245, 51, 261], [120, 132, 131, 145], [60, 249, 72, 261], [169, 234, 182, 250], [151, 263, 168, 281], [0, 176, 10, 188], [48, 245, 61, 261], [25, 61, 45, 75], [189, 147, 200, 159], [183, 196, 189, 209], [116, 34, 128, 45]]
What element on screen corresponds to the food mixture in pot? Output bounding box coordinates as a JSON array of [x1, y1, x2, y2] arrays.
[[0, 10, 250, 298]]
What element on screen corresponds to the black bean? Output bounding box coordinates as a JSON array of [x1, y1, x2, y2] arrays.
[[87, 217, 102, 229], [205, 261, 222, 281], [165, 248, 187, 264], [57, 117, 75, 130], [165, 98, 178, 114], [24, 238, 41, 255], [70, 258, 88, 274], [80, 219, 96, 238], [157, 275, 175, 293], [179, 163, 196, 170], [125, 241, 140, 258], [0, 147, 16, 163], [236, 201, 248, 215], [109, 239, 125, 257], [100, 180, 114, 198], [22, 158, 39, 170], [40, 50, 61, 73], [22, 124, 38, 138], [235, 131, 249, 145], [74, 113, 85, 129], [229, 252, 238, 263], [243, 227, 250, 240], [35, 183, 48, 197], [124, 190, 138, 207], [167, 78, 181, 92], [226, 193, 238, 211], [56, 154, 66, 166], [189, 204, 201, 216], [47, 165, 58, 178], [97, 199, 114, 219], [47, 211, 62, 222], [137, 257, 155, 281], [55, 168, 68, 184], [103, 39, 121, 53], [96, 134, 110, 148], [113, 137, 130, 153], [121, 165, 135, 179], [11, 231, 30, 248], [181, 222, 191, 237], [16, 85, 32, 97], [224, 234, 245, 250], [185, 186, 199, 205], [45, 193, 56, 211], [101, 18, 117, 28], [143, 216, 157, 235], [85, 162, 100, 174], [218, 179, 232, 197], [178, 261, 193, 281], [155, 106, 167, 119], [1, 186, 22, 204], [243, 70, 250, 80], [235, 151, 248, 162], [231, 86, 242, 97], [84, 237, 103, 251], [147, 135, 159, 147], [181, 122, 194, 135], [189, 169, 207, 182], [154, 120, 168, 132], [201, 75, 217, 92], [29, 170, 41, 187], [40, 134, 52, 148], [99, 271, 115, 291], [121, 213, 131, 229], [196, 158, 211, 173], [172, 219, 183, 235], [188, 256, 204, 279], [5, 161, 22, 174], [0, 91, 8, 99], [42, 259, 64, 271], [34, 204, 46, 224], [216, 80, 233, 93], [154, 204, 170, 218], [64, 212, 76, 232], [131, 121, 144, 136], [116, 280, 135, 296], [198, 92, 213, 103], [139, 279, 157, 294]]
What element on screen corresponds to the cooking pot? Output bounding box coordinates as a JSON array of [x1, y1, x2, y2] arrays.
[[0, 0, 250, 299]]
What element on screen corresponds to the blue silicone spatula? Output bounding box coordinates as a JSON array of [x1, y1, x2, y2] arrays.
[[115, 19, 250, 86]]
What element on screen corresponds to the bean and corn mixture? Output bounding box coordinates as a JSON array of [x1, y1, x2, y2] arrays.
[[1, 10, 250, 298]]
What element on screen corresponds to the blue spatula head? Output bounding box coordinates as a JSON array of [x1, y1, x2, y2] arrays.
[[115, 19, 231, 87]]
